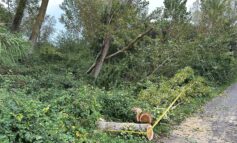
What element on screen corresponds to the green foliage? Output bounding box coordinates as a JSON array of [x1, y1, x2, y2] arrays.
[[186, 34, 237, 83], [0, 28, 30, 66], [60, 0, 81, 37], [38, 43, 63, 60], [0, 89, 75, 142], [0, 70, 149, 142], [0, 85, 102, 142], [164, 0, 189, 22], [138, 67, 211, 108], [56, 33, 93, 70], [0, 5, 12, 25], [200, 0, 232, 31], [0, 0, 236, 142], [99, 90, 136, 122]]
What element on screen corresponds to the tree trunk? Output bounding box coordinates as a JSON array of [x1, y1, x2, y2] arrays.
[[97, 120, 154, 141], [29, 0, 49, 44], [86, 28, 153, 78], [11, 0, 27, 32], [90, 35, 111, 78]]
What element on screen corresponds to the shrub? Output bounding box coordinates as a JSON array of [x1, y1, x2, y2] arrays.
[[99, 90, 136, 122], [38, 43, 63, 61], [138, 67, 211, 108], [0, 89, 75, 143], [0, 28, 30, 66], [0, 85, 102, 143]]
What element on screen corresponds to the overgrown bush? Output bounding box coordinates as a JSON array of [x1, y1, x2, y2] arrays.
[[99, 90, 137, 122], [38, 43, 63, 61], [138, 67, 211, 109], [0, 89, 76, 142], [0, 85, 103, 143], [0, 28, 30, 66], [188, 34, 237, 83]]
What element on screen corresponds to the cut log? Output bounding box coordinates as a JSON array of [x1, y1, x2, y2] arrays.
[[132, 107, 153, 124], [97, 120, 154, 140], [139, 113, 153, 124]]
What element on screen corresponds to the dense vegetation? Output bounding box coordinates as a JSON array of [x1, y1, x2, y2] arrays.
[[0, 0, 237, 142]]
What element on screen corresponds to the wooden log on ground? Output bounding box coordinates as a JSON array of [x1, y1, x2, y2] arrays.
[[132, 107, 153, 124], [97, 120, 154, 140]]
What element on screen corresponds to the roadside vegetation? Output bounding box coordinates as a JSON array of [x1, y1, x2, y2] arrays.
[[0, 0, 237, 142]]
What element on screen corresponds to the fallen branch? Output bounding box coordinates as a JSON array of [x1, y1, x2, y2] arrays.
[[86, 49, 102, 74], [97, 119, 154, 141], [86, 28, 153, 75], [152, 83, 195, 129], [105, 27, 153, 59], [147, 58, 171, 78]]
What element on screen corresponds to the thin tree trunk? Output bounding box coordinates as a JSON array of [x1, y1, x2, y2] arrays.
[[29, 0, 49, 44], [90, 35, 111, 78], [11, 0, 27, 32], [87, 28, 153, 77]]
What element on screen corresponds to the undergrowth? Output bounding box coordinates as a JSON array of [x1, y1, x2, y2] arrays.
[[0, 64, 223, 143], [0, 27, 236, 143]]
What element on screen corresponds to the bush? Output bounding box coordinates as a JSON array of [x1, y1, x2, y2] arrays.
[[0, 85, 102, 143], [99, 90, 136, 122], [0, 28, 30, 66], [138, 67, 211, 109], [0, 89, 75, 143], [38, 43, 63, 61]]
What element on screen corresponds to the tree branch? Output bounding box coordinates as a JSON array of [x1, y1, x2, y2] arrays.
[[147, 58, 171, 77], [86, 27, 153, 75], [86, 49, 102, 74], [105, 27, 153, 59]]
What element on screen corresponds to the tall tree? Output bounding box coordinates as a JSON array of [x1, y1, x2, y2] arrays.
[[0, 3, 12, 25], [29, 0, 49, 44], [200, 0, 231, 32], [191, 0, 201, 25], [163, 0, 189, 22], [60, 0, 81, 39], [74, 0, 152, 78], [21, 0, 40, 37], [11, 0, 27, 32], [38, 15, 56, 42], [161, 0, 190, 42]]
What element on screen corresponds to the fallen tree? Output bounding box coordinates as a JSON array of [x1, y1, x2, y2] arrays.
[[97, 119, 154, 141], [87, 27, 153, 78]]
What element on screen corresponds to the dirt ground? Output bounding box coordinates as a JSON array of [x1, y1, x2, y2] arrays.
[[158, 84, 237, 143]]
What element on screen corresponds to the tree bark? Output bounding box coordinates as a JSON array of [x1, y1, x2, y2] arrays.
[[90, 35, 111, 78], [97, 120, 154, 141], [86, 28, 153, 77], [29, 0, 49, 44], [11, 0, 27, 32]]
